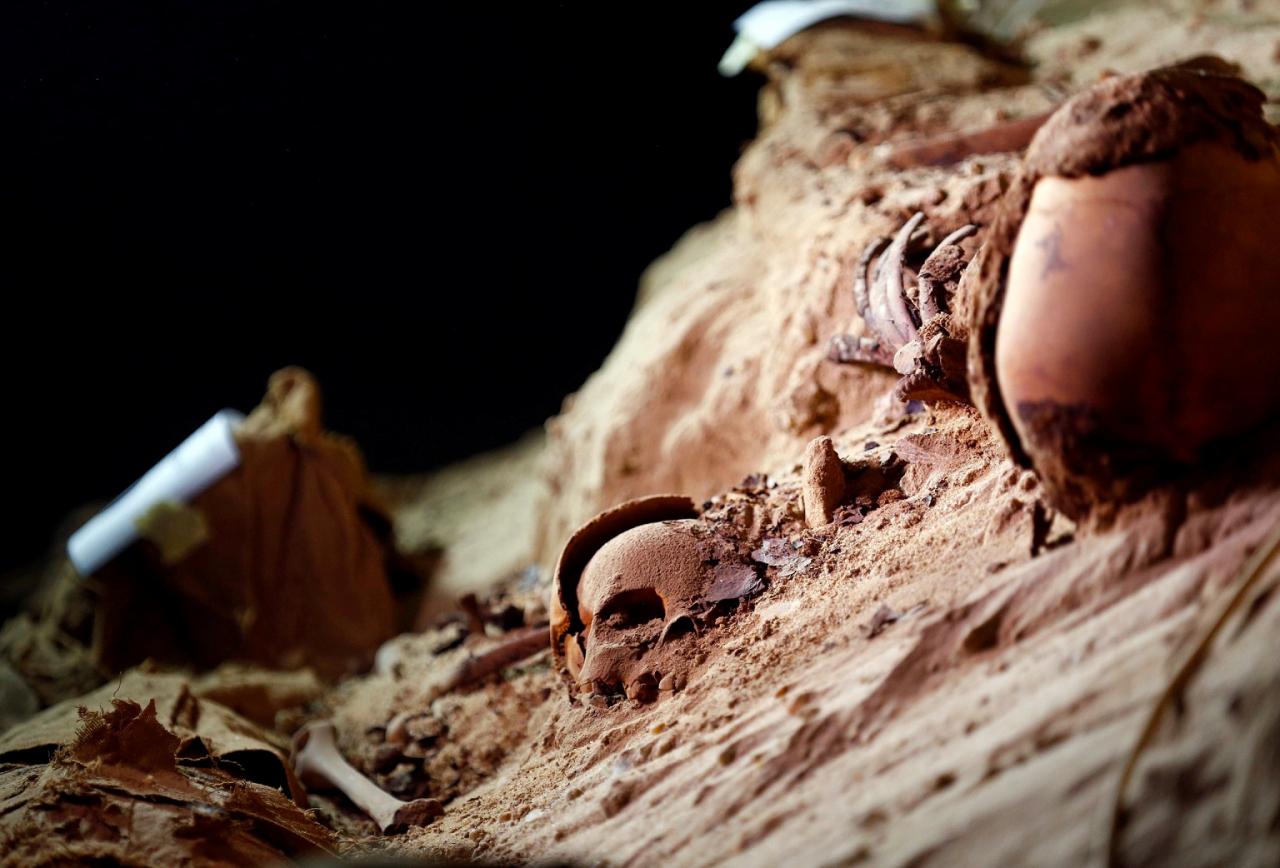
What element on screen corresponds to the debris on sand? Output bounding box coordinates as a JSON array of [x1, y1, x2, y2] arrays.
[[0, 691, 333, 865]]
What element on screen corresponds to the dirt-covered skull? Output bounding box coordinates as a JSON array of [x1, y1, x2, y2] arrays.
[[550, 495, 760, 702]]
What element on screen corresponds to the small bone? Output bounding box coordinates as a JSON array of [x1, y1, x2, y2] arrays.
[[893, 340, 925, 376], [458, 593, 526, 634], [883, 111, 1052, 170], [803, 436, 847, 529], [458, 593, 489, 635], [436, 624, 548, 697], [384, 711, 415, 747], [876, 212, 926, 345], [852, 235, 888, 323], [292, 720, 442, 834], [828, 333, 892, 367], [917, 224, 977, 320], [625, 674, 658, 703]]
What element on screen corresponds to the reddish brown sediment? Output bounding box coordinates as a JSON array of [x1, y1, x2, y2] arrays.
[[348, 406, 1280, 867], [530, 20, 1044, 578], [1021, 56, 1278, 178]]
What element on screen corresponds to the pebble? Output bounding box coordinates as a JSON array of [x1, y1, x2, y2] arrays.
[[803, 436, 847, 528]]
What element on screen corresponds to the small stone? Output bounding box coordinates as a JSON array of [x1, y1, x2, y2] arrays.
[[372, 743, 404, 773], [626, 677, 657, 703], [407, 715, 444, 741], [588, 694, 608, 708], [877, 488, 905, 507], [866, 604, 901, 638]]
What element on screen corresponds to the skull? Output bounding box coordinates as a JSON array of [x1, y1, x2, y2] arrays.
[[550, 495, 758, 701]]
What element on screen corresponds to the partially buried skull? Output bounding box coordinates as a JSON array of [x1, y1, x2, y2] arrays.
[[550, 495, 761, 702]]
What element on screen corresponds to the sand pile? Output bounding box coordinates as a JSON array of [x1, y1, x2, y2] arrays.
[[360, 3, 1280, 862], [366, 406, 1280, 866], [3, 1, 1280, 865]]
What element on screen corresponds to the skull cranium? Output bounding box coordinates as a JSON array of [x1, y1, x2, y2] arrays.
[[550, 495, 758, 701]]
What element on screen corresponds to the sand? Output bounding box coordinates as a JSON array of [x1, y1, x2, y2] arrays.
[[4, 1, 1280, 865]]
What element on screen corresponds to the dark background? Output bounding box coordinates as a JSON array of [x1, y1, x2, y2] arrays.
[[3, 2, 758, 577]]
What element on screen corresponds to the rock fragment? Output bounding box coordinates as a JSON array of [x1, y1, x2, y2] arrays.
[[803, 436, 847, 528]]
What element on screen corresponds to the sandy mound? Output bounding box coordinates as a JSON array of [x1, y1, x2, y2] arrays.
[[356, 3, 1280, 863], [4, 2, 1280, 866]]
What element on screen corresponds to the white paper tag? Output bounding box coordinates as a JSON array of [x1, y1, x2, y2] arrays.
[[67, 409, 245, 576], [719, 0, 935, 76]]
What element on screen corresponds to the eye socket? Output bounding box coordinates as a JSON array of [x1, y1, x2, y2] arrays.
[[598, 588, 666, 628]]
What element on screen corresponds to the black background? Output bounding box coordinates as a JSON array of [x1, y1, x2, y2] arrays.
[[3, 2, 758, 577]]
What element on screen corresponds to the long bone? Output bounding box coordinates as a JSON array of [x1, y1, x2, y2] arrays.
[[292, 720, 442, 834]]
